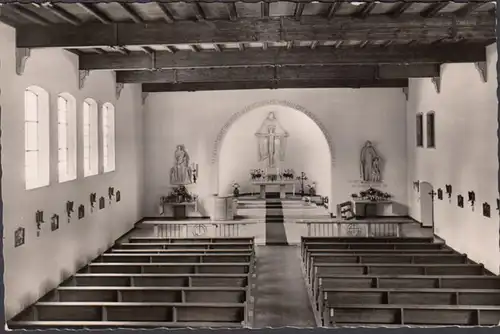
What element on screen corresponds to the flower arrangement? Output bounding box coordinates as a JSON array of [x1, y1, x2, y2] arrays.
[[232, 182, 240, 197], [307, 182, 317, 196], [351, 187, 391, 202], [250, 169, 265, 180], [282, 169, 295, 180], [162, 185, 195, 203]]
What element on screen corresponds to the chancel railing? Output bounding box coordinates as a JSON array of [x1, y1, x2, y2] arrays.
[[297, 221, 406, 238], [141, 221, 261, 239]]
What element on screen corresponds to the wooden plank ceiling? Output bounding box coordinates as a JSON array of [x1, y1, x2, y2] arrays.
[[0, 1, 496, 92]]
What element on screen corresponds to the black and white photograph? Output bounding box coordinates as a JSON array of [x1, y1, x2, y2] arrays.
[[0, 0, 499, 330]]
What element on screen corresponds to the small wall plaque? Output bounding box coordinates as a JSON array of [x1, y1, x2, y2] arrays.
[[437, 188, 443, 200], [66, 201, 74, 219], [99, 196, 105, 210], [51, 214, 60, 231], [445, 184, 452, 198], [483, 202, 491, 218], [14, 227, 25, 247], [78, 205, 85, 219], [457, 195, 464, 208], [116, 190, 121, 202], [36, 210, 45, 237], [90, 192, 97, 210]]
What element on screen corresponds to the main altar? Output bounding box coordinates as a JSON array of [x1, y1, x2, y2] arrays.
[[252, 178, 296, 199]]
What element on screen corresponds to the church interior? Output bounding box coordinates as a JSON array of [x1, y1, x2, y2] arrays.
[[0, 0, 499, 329]]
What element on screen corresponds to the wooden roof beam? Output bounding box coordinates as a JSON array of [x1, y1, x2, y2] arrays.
[[118, 3, 144, 23], [17, 14, 495, 48], [192, 3, 206, 21], [295, 3, 306, 20], [76, 3, 112, 24], [454, 3, 484, 17], [261, 2, 270, 17], [142, 79, 409, 92], [227, 3, 238, 21], [116, 64, 438, 84], [156, 2, 175, 23], [41, 3, 80, 25], [352, 2, 377, 19], [326, 3, 342, 20], [421, 2, 449, 18], [7, 0, 493, 4], [79, 44, 488, 71], [9, 4, 50, 25], [386, 2, 412, 18]]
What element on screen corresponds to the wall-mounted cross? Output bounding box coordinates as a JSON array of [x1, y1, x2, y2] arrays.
[[429, 190, 437, 201]]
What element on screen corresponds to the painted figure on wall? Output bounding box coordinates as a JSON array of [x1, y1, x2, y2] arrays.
[[360, 140, 383, 182], [170, 144, 193, 185], [255, 112, 289, 168]]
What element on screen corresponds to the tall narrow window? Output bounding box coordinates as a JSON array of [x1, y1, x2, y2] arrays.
[[25, 86, 50, 190], [416, 113, 423, 147], [426, 111, 436, 148], [58, 93, 77, 182], [102, 103, 116, 173], [83, 98, 98, 177]]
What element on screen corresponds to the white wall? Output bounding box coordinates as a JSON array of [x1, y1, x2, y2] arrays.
[[0, 23, 144, 318], [406, 43, 499, 274], [218, 105, 331, 198], [143, 89, 408, 217]]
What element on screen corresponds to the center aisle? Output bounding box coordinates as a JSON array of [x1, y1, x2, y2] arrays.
[[253, 245, 317, 328]]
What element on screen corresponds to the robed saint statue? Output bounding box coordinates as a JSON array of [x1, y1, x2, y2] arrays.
[[255, 112, 289, 168], [360, 140, 383, 182], [170, 144, 193, 185]]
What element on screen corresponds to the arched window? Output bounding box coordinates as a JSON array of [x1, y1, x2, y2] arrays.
[[57, 93, 77, 182], [426, 111, 436, 148], [83, 98, 99, 177], [102, 103, 116, 173], [416, 112, 423, 147], [24, 86, 50, 190]]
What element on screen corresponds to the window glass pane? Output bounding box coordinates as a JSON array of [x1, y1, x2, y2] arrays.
[[83, 102, 90, 124], [83, 147, 90, 160], [25, 150, 38, 170], [58, 123, 67, 149], [58, 98, 67, 123], [25, 91, 38, 121], [25, 122, 38, 151], [59, 148, 68, 162]]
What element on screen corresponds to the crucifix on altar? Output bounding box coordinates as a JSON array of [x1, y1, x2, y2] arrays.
[[253, 112, 295, 199]]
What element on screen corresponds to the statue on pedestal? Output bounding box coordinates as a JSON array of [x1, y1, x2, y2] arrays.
[[360, 140, 383, 182], [170, 144, 193, 185], [255, 112, 289, 168]]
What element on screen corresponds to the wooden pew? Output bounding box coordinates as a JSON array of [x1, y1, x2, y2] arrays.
[[109, 248, 254, 254], [302, 242, 447, 259], [96, 253, 253, 264], [316, 275, 500, 290], [322, 304, 500, 326], [40, 286, 248, 303], [317, 288, 500, 318], [115, 242, 254, 250], [128, 237, 254, 244], [63, 273, 250, 288], [81, 263, 251, 274], [302, 250, 458, 273], [306, 254, 468, 280], [8, 302, 246, 326], [311, 264, 486, 299]]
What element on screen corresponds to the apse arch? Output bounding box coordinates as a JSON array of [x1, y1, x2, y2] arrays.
[[211, 100, 335, 207]]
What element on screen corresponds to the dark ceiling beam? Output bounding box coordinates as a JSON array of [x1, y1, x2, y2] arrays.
[[352, 2, 377, 19], [16, 14, 495, 48], [386, 2, 412, 18], [118, 3, 144, 23], [41, 3, 81, 25], [116, 64, 439, 84], [156, 2, 175, 23], [261, 2, 269, 17], [295, 3, 306, 20], [453, 3, 484, 17], [227, 3, 238, 21], [10, 0, 492, 4], [76, 3, 112, 24], [192, 3, 206, 20], [79, 44, 487, 71], [9, 4, 51, 25], [142, 78, 409, 93], [420, 2, 450, 18], [326, 3, 342, 20]]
